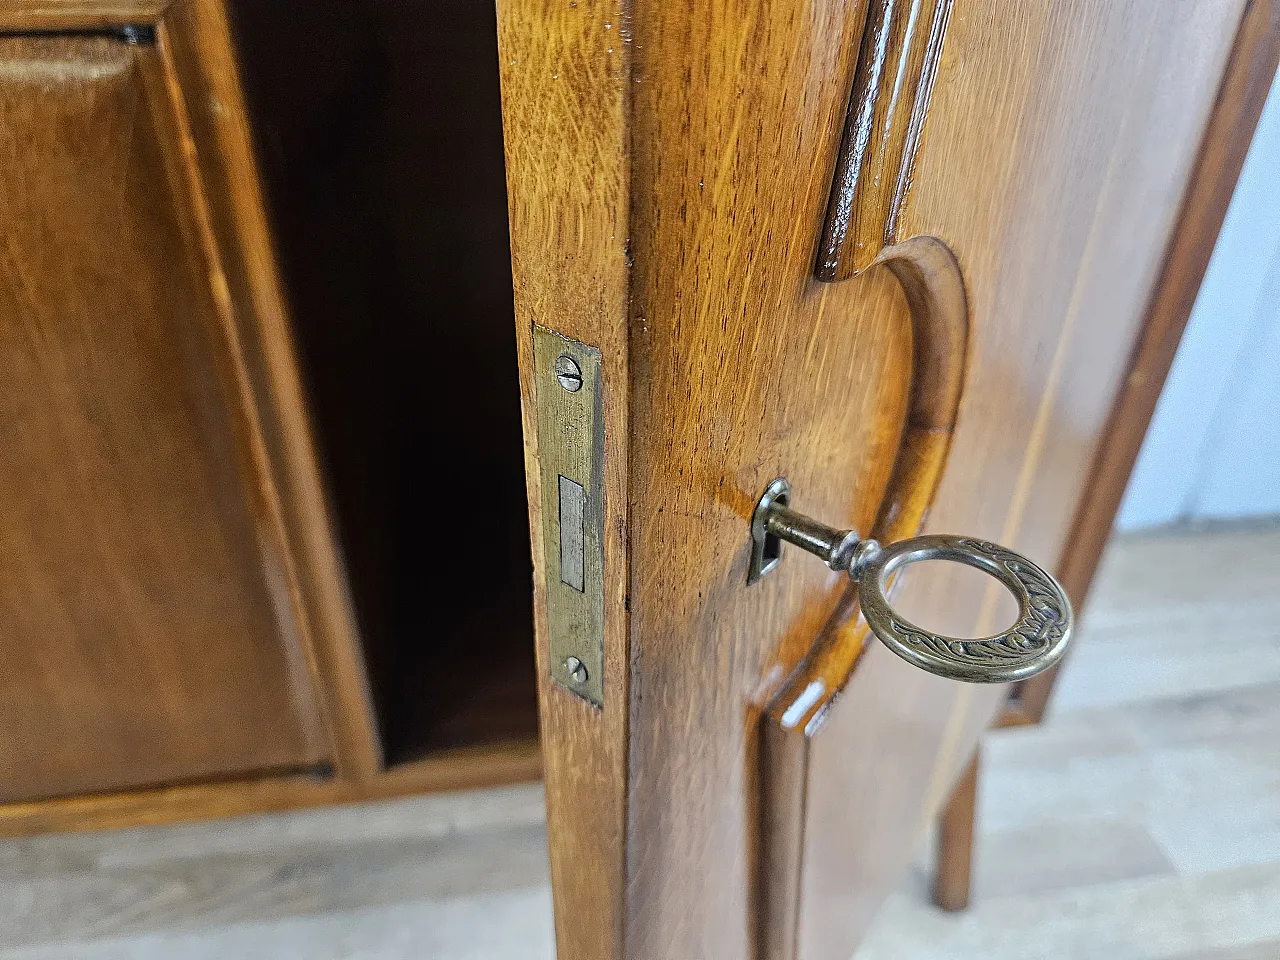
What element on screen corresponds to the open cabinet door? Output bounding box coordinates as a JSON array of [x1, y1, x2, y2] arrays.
[[496, 1, 1280, 958]]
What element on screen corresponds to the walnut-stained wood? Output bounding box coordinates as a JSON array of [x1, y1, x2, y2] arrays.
[[0, 33, 329, 801], [816, 0, 955, 281]]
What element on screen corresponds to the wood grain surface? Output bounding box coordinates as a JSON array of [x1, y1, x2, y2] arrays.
[[791, 2, 1256, 957], [623, 1, 921, 953], [0, 0, 545, 834], [0, 526, 1274, 960], [1019, 0, 1280, 724], [158, 0, 382, 780], [0, 0, 542, 829], [759, 235, 967, 958], [496, 1, 634, 958], [501, 0, 1265, 958], [222, 0, 538, 769], [929, 0, 1280, 913], [0, 740, 540, 839], [0, 34, 326, 801], [816, 0, 955, 281], [0, 0, 169, 30], [930, 748, 978, 911]]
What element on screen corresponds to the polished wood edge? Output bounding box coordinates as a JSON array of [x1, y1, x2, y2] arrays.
[[994, 704, 1037, 729], [758, 721, 810, 960], [763, 237, 969, 732], [0, 0, 171, 30], [931, 746, 978, 911], [496, 0, 634, 957], [758, 239, 969, 958], [0, 741, 542, 840], [886, 236, 970, 430], [816, 0, 956, 282], [1017, 0, 1280, 723], [155, 0, 384, 778]]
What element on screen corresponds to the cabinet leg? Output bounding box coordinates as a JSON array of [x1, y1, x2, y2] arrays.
[[932, 747, 980, 911]]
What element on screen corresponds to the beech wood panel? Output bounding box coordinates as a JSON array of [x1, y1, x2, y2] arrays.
[[0, 34, 326, 802]]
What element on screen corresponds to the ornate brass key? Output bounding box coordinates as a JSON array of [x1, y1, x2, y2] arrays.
[[748, 479, 1072, 683]]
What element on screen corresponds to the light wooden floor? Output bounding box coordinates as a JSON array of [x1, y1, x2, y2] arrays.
[[1, 524, 1277, 959]]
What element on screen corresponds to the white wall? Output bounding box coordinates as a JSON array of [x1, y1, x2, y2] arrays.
[[1116, 73, 1280, 531]]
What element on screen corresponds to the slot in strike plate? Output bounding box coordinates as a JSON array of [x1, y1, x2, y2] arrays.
[[533, 325, 605, 707]]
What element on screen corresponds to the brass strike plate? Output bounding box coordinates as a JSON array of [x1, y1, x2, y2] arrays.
[[533, 325, 605, 707]]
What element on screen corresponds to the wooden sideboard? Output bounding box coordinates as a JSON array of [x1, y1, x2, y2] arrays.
[[0, 0, 540, 827], [0, 0, 1274, 957]]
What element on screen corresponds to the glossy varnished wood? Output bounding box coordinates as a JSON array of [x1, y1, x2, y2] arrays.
[[501, 0, 1268, 957], [157, 0, 382, 779], [0, 0, 542, 828], [760, 236, 968, 740], [0, 34, 326, 801], [624, 0, 923, 952], [1028, 0, 1280, 723], [931, 0, 1280, 911], [816, 0, 955, 280], [0, 0, 169, 30], [789, 2, 1257, 958], [758, 236, 967, 956], [496, 1, 633, 958]]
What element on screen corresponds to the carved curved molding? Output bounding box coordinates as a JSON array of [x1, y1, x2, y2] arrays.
[[815, 0, 954, 282], [764, 236, 969, 735], [758, 237, 968, 960]]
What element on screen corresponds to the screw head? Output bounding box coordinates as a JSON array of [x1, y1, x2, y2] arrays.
[[554, 354, 583, 392], [565, 656, 588, 683]]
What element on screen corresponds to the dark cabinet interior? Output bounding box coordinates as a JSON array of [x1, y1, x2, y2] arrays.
[[231, 0, 539, 766]]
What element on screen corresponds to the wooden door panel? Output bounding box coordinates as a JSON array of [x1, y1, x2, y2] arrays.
[[499, 0, 1273, 957], [771, 2, 1255, 956], [0, 34, 326, 801], [624, 0, 966, 951]]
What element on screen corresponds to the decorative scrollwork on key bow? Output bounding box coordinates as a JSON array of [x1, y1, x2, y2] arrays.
[[748, 483, 1074, 684], [857, 535, 1073, 683]]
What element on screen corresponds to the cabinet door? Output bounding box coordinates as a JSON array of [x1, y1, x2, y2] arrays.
[[0, 30, 359, 801], [499, 0, 1277, 958]]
